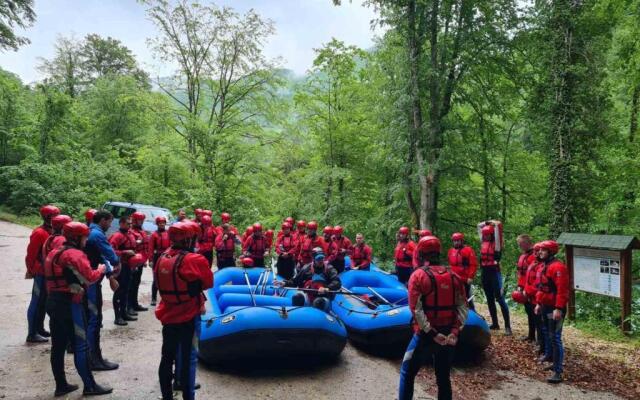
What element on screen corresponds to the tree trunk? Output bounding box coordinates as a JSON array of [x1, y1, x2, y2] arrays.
[[630, 85, 639, 143]]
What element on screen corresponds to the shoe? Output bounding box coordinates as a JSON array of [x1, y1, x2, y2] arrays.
[[173, 381, 201, 391], [504, 327, 513, 336], [127, 309, 138, 316], [489, 324, 500, 330], [133, 304, 148, 311], [114, 318, 128, 326], [123, 314, 137, 321], [26, 334, 48, 343], [543, 364, 554, 371], [91, 358, 119, 371], [54, 383, 79, 397], [538, 355, 552, 363], [150, 299, 157, 306], [38, 329, 51, 338], [83, 383, 113, 396], [547, 372, 563, 384]]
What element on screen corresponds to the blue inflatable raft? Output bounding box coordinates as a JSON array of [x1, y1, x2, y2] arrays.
[[199, 267, 348, 364], [335, 265, 491, 355]]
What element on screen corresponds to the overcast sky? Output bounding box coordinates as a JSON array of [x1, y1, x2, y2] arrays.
[[1, 0, 383, 84]]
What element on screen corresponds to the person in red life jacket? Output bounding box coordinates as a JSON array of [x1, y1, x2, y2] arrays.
[[201, 209, 213, 218], [416, 229, 432, 239], [44, 222, 112, 396], [43, 215, 73, 260], [25, 204, 61, 343], [275, 222, 298, 280], [155, 221, 213, 400], [265, 229, 275, 253], [447, 232, 478, 311], [193, 208, 203, 223], [534, 240, 569, 384], [328, 225, 352, 273], [399, 235, 468, 400], [215, 223, 240, 269], [293, 220, 307, 244], [280, 250, 341, 311], [278, 217, 295, 240], [479, 223, 511, 335], [128, 212, 149, 315], [196, 215, 216, 267], [524, 243, 546, 356], [350, 233, 372, 271], [323, 226, 333, 252], [243, 223, 269, 267], [297, 221, 326, 267], [394, 226, 416, 286], [515, 234, 537, 342], [218, 212, 239, 235], [109, 217, 138, 326], [84, 209, 97, 226], [176, 209, 188, 222], [149, 216, 171, 306], [241, 226, 254, 251]]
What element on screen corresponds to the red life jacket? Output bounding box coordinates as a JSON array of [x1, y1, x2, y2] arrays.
[[537, 262, 557, 296], [419, 265, 459, 328], [480, 240, 498, 268], [246, 235, 267, 256], [131, 228, 148, 259], [155, 250, 194, 304], [302, 272, 326, 302], [217, 236, 236, 259], [152, 230, 171, 253], [517, 250, 534, 286], [45, 246, 72, 293], [277, 235, 296, 254], [299, 235, 322, 264], [524, 261, 542, 299], [43, 234, 66, 260], [351, 244, 369, 266]]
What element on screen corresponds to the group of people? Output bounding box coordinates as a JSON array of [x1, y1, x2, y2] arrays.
[[24, 205, 569, 400]]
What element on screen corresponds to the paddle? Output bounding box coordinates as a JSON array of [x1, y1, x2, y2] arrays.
[[367, 286, 391, 305], [243, 268, 257, 306]]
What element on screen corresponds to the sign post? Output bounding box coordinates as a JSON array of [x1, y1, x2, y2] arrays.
[[557, 233, 638, 334]]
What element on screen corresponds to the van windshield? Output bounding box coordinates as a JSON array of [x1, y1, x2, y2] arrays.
[[138, 208, 174, 222]]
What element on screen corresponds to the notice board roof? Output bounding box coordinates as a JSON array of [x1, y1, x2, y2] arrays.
[[557, 233, 640, 251]]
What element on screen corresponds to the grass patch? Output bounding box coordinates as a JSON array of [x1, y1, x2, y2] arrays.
[[0, 206, 41, 228]]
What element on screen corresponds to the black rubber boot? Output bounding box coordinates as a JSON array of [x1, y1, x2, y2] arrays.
[[83, 383, 113, 396], [133, 304, 148, 312], [547, 372, 563, 384], [26, 334, 48, 343], [54, 383, 79, 397], [127, 308, 138, 316], [123, 314, 137, 321], [38, 329, 51, 338], [114, 317, 128, 326], [91, 350, 119, 371], [504, 327, 513, 336]]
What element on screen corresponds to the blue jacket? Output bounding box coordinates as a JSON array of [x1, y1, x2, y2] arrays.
[[86, 223, 119, 272]]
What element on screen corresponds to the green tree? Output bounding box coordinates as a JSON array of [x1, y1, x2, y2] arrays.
[[0, 0, 35, 51]]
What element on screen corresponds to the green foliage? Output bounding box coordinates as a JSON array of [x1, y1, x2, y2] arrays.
[[0, 0, 35, 51]]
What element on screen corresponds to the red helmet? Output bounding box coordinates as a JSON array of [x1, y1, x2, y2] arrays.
[[131, 212, 146, 222], [195, 208, 203, 216], [281, 222, 291, 230], [184, 220, 201, 237], [241, 257, 254, 267], [252, 223, 263, 232], [84, 208, 97, 223], [221, 212, 231, 223], [169, 222, 192, 241], [202, 209, 213, 217], [533, 242, 542, 251], [155, 216, 167, 224], [266, 229, 274, 238], [62, 222, 90, 239], [398, 226, 409, 235], [323, 226, 333, 235], [307, 221, 318, 231], [539, 240, 559, 255], [40, 205, 60, 218], [334, 225, 344, 235], [245, 226, 254, 236], [52, 215, 73, 230], [297, 220, 306, 228], [128, 253, 146, 268], [201, 215, 212, 226], [511, 290, 527, 304], [285, 217, 294, 225], [451, 232, 464, 241], [481, 224, 495, 236], [418, 229, 432, 237], [417, 236, 441, 254]]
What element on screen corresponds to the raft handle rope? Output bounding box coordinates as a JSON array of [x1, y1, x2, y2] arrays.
[[204, 305, 307, 327]]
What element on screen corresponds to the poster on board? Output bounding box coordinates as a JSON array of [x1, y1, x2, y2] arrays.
[[573, 247, 621, 298]]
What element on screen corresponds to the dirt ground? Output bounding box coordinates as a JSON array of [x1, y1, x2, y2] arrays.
[[0, 220, 626, 399]]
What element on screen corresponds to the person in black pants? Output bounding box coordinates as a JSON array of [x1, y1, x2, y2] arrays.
[[108, 217, 137, 325], [479, 224, 511, 335]]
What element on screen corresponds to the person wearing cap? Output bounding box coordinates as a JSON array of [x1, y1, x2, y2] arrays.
[[218, 212, 239, 235], [479, 222, 511, 335], [215, 223, 240, 269], [447, 232, 478, 311], [394, 226, 416, 286], [44, 221, 112, 396], [350, 233, 372, 271], [84, 209, 97, 226], [149, 216, 171, 305], [275, 222, 298, 279], [322, 226, 333, 254], [42, 215, 73, 260], [279, 250, 341, 311], [196, 215, 216, 267], [155, 221, 213, 400], [297, 221, 326, 268], [328, 225, 352, 273], [128, 212, 149, 314], [399, 235, 468, 400], [534, 240, 569, 384], [293, 220, 307, 245], [25, 204, 61, 343], [515, 234, 537, 342], [84, 209, 120, 371], [109, 216, 138, 326], [243, 223, 269, 267]]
